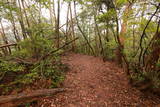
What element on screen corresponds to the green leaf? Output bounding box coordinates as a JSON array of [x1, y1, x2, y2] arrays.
[[116, 0, 127, 6]]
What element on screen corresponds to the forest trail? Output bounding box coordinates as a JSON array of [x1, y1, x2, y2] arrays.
[[40, 53, 160, 107]]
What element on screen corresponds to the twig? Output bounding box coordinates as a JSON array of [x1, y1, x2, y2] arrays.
[[0, 43, 17, 48], [38, 37, 79, 62], [138, 3, 160, 66]]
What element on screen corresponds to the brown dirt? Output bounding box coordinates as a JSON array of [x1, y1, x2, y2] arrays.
[[39, 53, 160, 107]]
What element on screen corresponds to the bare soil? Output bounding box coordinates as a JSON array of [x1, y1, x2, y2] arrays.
[[39, 53, 160, 107]]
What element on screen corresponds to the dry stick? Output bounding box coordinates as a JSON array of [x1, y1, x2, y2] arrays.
[[73, 1, 95, 55], [61, 38, 96, 55], [38, 37, 79, 62], [0, 88, 67, 105], [0, 43, 17, 48], [81, 38, 96, 47], [138, 3, 160, 66]]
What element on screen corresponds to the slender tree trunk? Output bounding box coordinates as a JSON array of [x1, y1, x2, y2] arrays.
[[49, 0, 54, 27], [17, 0, 27, 39], [38, 2, 42, 24], [94, 27, 99, 55], [74, 1, 95, 55], [65, 3, 70, 45], [116, 3, 132, 66], [52, 0, 56, 23], [69, 3, 76, 51], [24, 0, 37, 24], [145, 32, 160, 72], [7, 0, 21, 43], [132, 25, 136, 51], [0, 21, 11, 54], [21, 0, 30, 28], [55, 0, 60, 48], [105, 22, 109, 42], [94, 13, 104, 56], [107, 0, 131, 79]]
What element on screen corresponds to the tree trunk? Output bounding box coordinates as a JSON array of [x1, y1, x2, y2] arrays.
[[69, 3, 76, 51], [74, 1, 95, 55], [17, 0, 27, 39], [55, 0, 60, 48], [94, 13, 104, 57], [145, 32, 160, 72], [116, 3, 132, 66], [0, 21, 11, 55]]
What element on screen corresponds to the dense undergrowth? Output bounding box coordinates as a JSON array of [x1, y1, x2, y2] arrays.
[[0, 35, 67, 95]]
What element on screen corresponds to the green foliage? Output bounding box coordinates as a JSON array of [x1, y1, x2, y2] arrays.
[[27, 23, 54, 37], [147, 71, 160, 88], [103, 40, 117, 60], [76, 0, 84, 4], [17, 72, 39, 84], [0, 55, 65, 95], [0, 32, 65, 95], [0, 60, 25, 94], [138, 18, 157, 34], [97, 9, 117, 23], [115, 0, 127, 7], [13, 35, 53, 59], [131, 66, 145, 82], [0, 1, 18, 12], [131, 64, 160, 90], [156, 59, 160, 68], [0, 59, 24, 73]]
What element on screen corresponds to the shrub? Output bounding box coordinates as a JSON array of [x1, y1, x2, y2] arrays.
[[0, 34, 65, 95]]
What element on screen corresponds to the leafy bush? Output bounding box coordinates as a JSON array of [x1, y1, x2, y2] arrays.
[[131, 64, 160, 91], [103, 40, 117, 60], [12, 35, 53, 59], [0, 56, 65, 95], [0, 33, 66, 95], [0, 59, 25, 73]]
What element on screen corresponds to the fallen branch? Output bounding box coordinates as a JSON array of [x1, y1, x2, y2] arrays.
[[38, 37, 79, 62], [0, 43, 17, 48], [0, 88, 67, 105], [13, 58, 35, 65]]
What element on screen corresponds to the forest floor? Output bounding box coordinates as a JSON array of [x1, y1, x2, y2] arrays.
[[39, 53, 160, 107]]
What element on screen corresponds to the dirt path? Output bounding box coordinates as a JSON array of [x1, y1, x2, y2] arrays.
[[40, 53, 160, 107]]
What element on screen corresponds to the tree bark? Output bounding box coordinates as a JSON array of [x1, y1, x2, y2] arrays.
[[55, 0, 60, 48], [94, 13, 104, 56], [0, 88, 67, 106], [74, 1, 95, 55], [0, 20, 11, 54], [17, 0, 27, 39], [69, 3, 76, 51]]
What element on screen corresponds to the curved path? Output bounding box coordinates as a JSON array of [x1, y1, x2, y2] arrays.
[[40, 53, 160, 107]]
